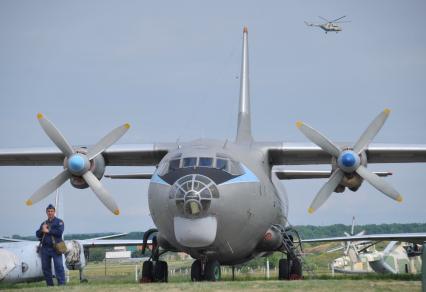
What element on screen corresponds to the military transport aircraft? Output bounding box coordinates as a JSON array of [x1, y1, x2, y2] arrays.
[[1, 27, 426, 282], [305, 16, 350, 33]]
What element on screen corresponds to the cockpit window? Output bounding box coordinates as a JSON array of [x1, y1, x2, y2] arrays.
[[183, 157, 197, 168], [161, 153, 245, 176], [199, 157, 213, 167], [169, 159, 180, 172], [216, 158, 228, 171]]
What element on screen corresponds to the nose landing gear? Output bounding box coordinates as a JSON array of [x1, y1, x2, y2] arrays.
[[191, 257, 221, 282]]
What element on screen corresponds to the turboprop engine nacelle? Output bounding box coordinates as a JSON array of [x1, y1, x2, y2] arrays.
[[65, 148, 106, 190]]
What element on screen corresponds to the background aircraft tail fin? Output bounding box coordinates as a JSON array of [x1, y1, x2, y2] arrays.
[[236, 26, 254, 144]]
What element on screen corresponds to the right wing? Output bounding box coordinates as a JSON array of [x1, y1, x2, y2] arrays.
[[267, 142, 426, 165], [302, 232, 426, 245]]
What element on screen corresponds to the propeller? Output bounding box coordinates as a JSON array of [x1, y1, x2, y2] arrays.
[[25, 113, 130, 215], [296, 109, 403, 214]]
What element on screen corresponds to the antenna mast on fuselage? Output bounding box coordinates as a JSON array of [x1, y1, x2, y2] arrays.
[[236, 26, 253, 144]]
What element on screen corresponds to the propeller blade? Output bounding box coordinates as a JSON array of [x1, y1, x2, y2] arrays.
[[26, 170, 70, 206], [356, 165, 403, 202], [308, 169, 344, 213], [383, 241, 398, 256], [86, 123, 131, 160], [344, 242, 351, 255], [344, 231, 351, 237], [327, 246, 344, 253], [331, 15, 346, 22], [355, 230, 366, 236], [82, 171, 120, 215], [37, 113, 74, 157], [351, 216, 355, 235], [296, 121, 341, 157], [353, 109, 390, 153]]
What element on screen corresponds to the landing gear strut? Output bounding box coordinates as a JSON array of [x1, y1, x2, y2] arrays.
[[277, 225, 304, 280]]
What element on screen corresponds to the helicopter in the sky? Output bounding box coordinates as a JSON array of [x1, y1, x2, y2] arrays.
[[305, 16, 350, 33]]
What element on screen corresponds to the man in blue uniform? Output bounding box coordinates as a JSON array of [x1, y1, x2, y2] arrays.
[[36, 204, 66, 286]]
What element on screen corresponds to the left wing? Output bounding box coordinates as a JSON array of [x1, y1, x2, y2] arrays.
[[0, 237, 30, 243], [302, 233, 426, 245], [79, 239, 151, 248], [0, 143, 174, 166]]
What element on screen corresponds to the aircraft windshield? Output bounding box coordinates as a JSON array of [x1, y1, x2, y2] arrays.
[[161, 154, 244, 176]]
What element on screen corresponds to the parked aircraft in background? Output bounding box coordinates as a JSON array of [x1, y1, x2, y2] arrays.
[[321, 218, 423, 274], [0, 235, 149, 284], [304, 232, 425, 275], [1, 27, 426, 282], [331, 240, 422, 274], [305, 16, 350, 33]]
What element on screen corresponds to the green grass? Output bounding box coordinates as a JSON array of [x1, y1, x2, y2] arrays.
[[0, 262, 422, 291]]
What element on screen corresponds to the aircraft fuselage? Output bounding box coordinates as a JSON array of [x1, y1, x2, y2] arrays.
[[148, 139, 288, 265]]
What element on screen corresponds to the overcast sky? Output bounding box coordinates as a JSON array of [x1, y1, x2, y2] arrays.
[[0, 0, 425, 237]]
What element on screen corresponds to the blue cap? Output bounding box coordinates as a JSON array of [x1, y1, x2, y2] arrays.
[[46, 204, 55, 210]]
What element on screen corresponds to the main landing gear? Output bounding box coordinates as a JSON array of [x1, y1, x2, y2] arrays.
[[278, 257, 303, 280], [140, 229, 169, 283], [191, 257, 221, 281], [277, 226, 304, 280]]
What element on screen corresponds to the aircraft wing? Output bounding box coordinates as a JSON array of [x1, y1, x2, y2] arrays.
[[0, 237, 30, 243], [78, 239, 151, 247], [0, 143, 174, 166], [267, 142, 426, 165], [302, 233, 426, 245], [273, 169, 392, 179]]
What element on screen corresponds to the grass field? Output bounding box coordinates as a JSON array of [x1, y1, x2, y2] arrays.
[[0, 261, 422, 291]]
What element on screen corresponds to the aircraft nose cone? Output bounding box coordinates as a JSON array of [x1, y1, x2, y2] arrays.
[[341, 153, 356, 167], [0, 249, 18, 281]]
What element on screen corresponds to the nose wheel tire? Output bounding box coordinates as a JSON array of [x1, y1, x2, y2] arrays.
[[191, 259, 202, 281], [205, 260, 221, 281], [191, 259, 221, 281]]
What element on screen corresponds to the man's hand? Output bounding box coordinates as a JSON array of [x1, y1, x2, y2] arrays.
[[42, 224, 49, 233]]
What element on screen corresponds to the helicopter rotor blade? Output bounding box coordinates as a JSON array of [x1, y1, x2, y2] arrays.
[[331, 15, 346, 22], [318, 16, 330, 23]]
